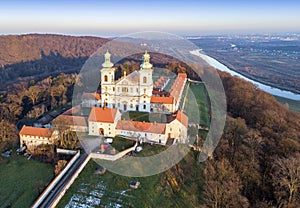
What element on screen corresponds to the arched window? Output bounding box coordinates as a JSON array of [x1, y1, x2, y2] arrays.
[[104, 75, 108, 82], [143, 76, 147, 84], [99, 128, 104, 135]]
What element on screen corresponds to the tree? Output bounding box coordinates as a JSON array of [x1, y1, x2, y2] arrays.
[[0, 119, 18, 145], [55, 160, 67, 175], [271, 153, 300, 207], [203, 159, 249, 208], [27, 85, 42, 105], [53, 117, 78, 149]]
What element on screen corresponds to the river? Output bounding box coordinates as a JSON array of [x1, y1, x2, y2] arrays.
[[190, 49, 300, 101]]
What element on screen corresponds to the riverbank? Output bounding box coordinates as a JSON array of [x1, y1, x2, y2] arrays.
[[190, 49, 300, 101]]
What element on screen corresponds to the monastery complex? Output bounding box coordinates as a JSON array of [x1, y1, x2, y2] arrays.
[[19, 51, 189, 148]]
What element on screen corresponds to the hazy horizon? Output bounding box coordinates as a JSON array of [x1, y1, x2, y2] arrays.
[[1, 0, 300, 37]]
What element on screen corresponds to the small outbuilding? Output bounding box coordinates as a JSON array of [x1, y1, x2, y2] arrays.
[[95, 166, 106, 175], [129, 181, 140, 189]]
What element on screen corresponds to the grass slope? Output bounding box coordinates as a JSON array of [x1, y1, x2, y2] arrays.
[[57, 150, 204, 208], [0, 154, 53, 208], [274, 96, 300, 113], [184, 82, 210, 127]]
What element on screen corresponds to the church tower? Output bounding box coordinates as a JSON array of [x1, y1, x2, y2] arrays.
[[100, 50, 115, 108], [139, 51, 153, 112]]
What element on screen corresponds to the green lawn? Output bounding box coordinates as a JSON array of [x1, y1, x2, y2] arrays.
[[184, 82, 210, 127], [111, 136, 136, 152], [57, 151, 205, 208], [0, 154, 53, 208], [122, 111, 168, 123], [135, 143, 167, 157]]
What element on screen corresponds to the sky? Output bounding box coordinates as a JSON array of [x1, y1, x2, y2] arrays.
[[0, 0, 300, 37]]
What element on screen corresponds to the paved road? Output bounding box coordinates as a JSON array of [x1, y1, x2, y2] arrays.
[[37, 152, 88, 208]]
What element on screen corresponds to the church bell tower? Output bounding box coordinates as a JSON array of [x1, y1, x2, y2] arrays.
[[139, 51, 153, 112], [100, 50, 115, 108]]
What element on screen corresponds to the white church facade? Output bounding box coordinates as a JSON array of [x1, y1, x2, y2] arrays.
[[100, 51, 153, 112]]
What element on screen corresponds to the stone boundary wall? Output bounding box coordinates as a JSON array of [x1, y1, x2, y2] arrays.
[[90, 142, 137, 161], [50, 154, 91, 208], [31, 151, 80, 208]]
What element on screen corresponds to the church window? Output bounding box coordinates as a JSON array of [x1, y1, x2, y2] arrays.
[[130, 103, 133, 108], [143, 76, 147, 83], [122, 87, 128, 92], [136, 88, 139, 93], [144, 88, 146, 94], [143, 104, 146, 109], [113, 87, 115, 91], [104, 75, 108, 82]]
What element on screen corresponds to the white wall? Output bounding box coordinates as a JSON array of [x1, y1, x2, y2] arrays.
[[20, 135, 53, 149], [166, 120, 187, 143], [89, 121, 116, 137], [116, 129, 167, 145]]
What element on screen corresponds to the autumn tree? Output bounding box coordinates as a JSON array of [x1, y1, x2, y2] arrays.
[[54, 160, 67, 175], [203, 159, 249, 208]]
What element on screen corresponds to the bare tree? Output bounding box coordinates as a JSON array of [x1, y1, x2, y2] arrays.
[[272, 153, 300, 208], [27, 85, 42, 105], [203, 159, 249, 208]]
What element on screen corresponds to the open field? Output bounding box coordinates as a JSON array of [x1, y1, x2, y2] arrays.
[[0, 154, 53, 208]]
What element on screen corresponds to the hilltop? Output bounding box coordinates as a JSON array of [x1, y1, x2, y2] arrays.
[[0, 34, 108, 66], [0, 34, 108, 90]]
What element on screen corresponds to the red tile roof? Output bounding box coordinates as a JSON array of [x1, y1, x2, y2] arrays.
[[169, 73, 187, 103], [150, 96, 174, 104], [116, 120, 166, 134], [20, 126, 52, 138], [153, 76, 169, 89], [176, 110, 188, 127], [62, 105, 81, 115], [53, 115, 87, 127], [82, 92, 101, 101], [88, 107, 119, 123]]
